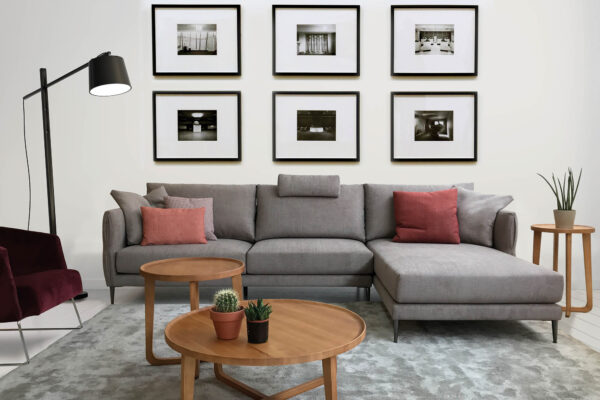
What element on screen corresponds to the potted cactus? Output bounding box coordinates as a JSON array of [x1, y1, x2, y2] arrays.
[[209, 289, 244, 340], [538, 168, 582, 229], [244, 298, 272, 344]]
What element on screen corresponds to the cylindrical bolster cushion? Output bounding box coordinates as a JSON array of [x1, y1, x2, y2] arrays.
[[140, 207, 207, 245], [277, 174, 340, 198]]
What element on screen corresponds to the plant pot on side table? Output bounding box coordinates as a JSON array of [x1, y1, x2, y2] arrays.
[[245, 299, 273, 344]]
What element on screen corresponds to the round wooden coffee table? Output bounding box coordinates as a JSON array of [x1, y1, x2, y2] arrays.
[[140, 257, 244, 366], [165, 299, 366, 400]]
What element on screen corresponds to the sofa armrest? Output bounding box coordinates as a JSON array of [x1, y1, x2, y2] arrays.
[[493, 211, 518, 255], [102, 209, 127, 287]]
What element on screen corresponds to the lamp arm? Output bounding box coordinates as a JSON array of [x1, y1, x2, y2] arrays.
[[22, 52, 110, 100]]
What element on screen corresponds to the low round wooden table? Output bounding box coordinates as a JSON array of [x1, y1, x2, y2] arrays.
[[165, 299, 366, 400], [531, 224, 595, 317], [140, 257, 244, 366]]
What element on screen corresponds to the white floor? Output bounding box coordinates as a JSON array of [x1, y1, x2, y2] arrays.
[[1, 287, 598, 379], [559, 290, 600, 352]]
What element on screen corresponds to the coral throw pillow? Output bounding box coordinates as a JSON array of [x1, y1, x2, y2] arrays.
[[141, 207, 207, 246], [392, 189, 460, 244]]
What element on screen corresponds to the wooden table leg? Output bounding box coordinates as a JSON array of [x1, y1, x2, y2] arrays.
[[145, 279, 180, 366], [323, 356, 337, 400], [553, 233, 559, 272], [188, 281, 200, 378], [533, 231, 542, 265], [564, 233, 572, 317], [570, 233, 594, 313], [232, 274, 243, 300], [181, 355, 196, 400]]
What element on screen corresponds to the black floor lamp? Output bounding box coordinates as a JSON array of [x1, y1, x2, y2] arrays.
[[23, 51, 131, 300]]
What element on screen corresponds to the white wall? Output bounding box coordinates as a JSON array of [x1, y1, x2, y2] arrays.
[[1, 0, 599, 291]]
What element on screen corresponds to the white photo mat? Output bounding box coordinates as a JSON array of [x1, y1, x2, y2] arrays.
[[392, 93, 476, 160], [154, 92, 240, 160], [274, 6, 359, 74], [393, 6, 477, 75], [274, 93, 359, 160], [153, 6, 239, 74]]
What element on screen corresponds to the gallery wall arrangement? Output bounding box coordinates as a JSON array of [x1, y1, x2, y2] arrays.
[[151, 4, 479, 163]]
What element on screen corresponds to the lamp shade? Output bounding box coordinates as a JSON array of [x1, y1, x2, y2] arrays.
[[88, 54, 131, 96]]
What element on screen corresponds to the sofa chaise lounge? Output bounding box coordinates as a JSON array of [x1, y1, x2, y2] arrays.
[[102, 178, 564, 342]]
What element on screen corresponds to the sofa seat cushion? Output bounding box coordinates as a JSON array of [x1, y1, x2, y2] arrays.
[[15, 269, 83, 318], [115, 239, 252, 274], [368, 239, 563, 304], [247, 239, 373, 275]]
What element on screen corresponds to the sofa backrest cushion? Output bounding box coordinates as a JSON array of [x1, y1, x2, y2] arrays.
[[255, 184, 365, 241], [364, 183, 474, 241], [278, 174, 340, 197], [147, 183, 256, 242]]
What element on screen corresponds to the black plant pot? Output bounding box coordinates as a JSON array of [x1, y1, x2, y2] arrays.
[[247, 319, 269, 344]]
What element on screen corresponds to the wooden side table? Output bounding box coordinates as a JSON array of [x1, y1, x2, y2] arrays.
[[531, 224, 595, 317], [140, 257, 245, 366], [165, 299, 366, 400]]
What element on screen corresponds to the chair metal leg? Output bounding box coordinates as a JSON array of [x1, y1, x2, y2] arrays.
[[552, 320, 558, 343], [0, 299, 83, 332], [110, 286, 115, 305], [0, 322, 30, 366], [72, 299, 83, 328], [243, 286, 248, 299], [393, 320, 399, 343]]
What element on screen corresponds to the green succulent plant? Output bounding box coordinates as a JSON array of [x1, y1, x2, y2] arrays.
[[213, 289, 240, 313], [538, 168, 582, 211], [244, 299, 272, 321]]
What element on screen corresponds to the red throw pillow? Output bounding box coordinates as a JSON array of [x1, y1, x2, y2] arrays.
[[392, 189, 460, 244], [140, 207, 207, 245]]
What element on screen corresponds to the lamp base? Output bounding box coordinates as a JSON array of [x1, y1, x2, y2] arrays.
[[74, 291, 88, 301]]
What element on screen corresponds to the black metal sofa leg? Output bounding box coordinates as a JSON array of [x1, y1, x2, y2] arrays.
[[552, 320, 558, 343], [110, 286, 115, 305], [393, 320, 399, 343], [243, 286, 248, 299], [365, 287, 371, 301]]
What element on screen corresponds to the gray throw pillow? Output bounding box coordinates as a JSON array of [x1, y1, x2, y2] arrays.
[[457, 187, 513, 247], [110, 186, 168, 245], [165, 196, 217, 241]]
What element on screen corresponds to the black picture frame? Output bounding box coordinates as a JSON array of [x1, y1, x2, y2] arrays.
[[152, 4, 241, 76], [390, 91, 477, 162], [391, 5, 478, 76], [273, 91, 360, 161], [272, 5, 360, 76], [153, 91, 242, 161]]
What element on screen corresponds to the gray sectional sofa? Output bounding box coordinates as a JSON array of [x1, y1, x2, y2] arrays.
[[102, 178, 564, 342]]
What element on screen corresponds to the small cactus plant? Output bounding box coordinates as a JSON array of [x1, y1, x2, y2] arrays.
[[213, 289, 240, 313], [244, 298, 272, 321]]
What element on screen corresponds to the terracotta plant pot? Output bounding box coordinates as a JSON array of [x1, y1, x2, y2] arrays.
[[554, 209, 576, 229], [209, 307, 245, 340], [247, 319, 269, 344]]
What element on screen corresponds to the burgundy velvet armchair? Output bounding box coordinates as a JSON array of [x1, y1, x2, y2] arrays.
[[0, 227, 83, 365]]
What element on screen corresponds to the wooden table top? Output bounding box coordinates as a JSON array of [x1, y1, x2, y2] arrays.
[[165, 299, 366, 366], [140, 257, 244, 282], [531, 224, 595, 234]]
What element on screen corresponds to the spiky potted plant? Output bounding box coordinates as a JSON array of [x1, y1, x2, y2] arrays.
[[538, 168, 582, 229], [244, 299, 272, 344], [210, 289, 244, 340]]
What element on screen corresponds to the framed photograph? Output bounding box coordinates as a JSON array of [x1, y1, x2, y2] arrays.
[[153, 91, 241, 161], [391, 92, 477, 161], [152, 5, 241, 75], [273, 92, 359, 161], [391, 5, 478, 76], [273, 5, 360, 76]]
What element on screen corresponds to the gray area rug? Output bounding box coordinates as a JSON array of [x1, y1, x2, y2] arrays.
[[1, 302, 600, 399]]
